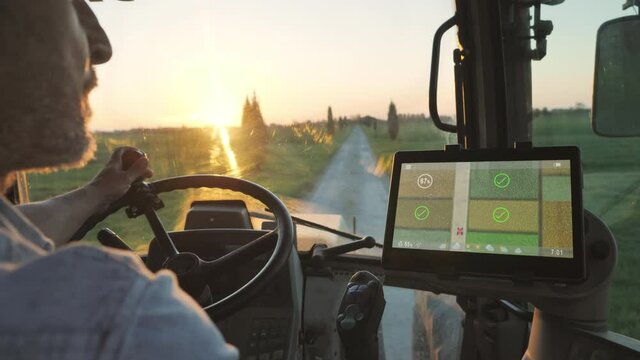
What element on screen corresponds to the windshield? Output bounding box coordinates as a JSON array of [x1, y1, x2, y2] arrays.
[[27, 0, 456, 254], [26, 0, 639, 343]]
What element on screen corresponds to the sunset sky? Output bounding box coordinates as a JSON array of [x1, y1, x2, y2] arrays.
[[87, 0, 630, 130]]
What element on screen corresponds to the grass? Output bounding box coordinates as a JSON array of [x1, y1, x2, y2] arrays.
[[231, 123, 352, 197], [361, 119, 451, 175], [27, 123, 352, 251], [362, 112, 640, 339], [534, 111, 640, 338]]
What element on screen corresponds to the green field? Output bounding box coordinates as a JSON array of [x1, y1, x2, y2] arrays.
[[466, 232, 539, 248], [363, 112, 640, 338], [535, 111, 640, 338], [27, 123, 352, 251], [469, 168, 538, 200]]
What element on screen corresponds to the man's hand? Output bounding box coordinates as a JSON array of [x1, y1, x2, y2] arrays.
[[88, 147, 154, 207], [18, 147, 153, 247]]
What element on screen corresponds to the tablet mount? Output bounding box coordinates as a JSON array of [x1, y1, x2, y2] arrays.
[[384, 142, 620, 360]]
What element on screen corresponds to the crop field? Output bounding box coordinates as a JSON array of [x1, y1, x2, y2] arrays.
[[27, 123, 351, 251], [363, 112, 640, 338]]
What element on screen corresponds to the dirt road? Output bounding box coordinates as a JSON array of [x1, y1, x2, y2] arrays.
[[306, 126, 415, 359], [307, 126, 389, 239]]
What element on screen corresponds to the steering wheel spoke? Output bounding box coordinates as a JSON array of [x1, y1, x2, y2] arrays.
[[143, 209, 180, 257]]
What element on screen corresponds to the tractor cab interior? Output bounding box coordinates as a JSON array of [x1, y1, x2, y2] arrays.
[[14, 0, 640, 359]]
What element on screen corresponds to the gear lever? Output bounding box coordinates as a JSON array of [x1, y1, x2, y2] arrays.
[[336, 271, 386, 360]]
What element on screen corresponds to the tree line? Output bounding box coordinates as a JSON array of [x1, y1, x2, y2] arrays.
[[324, 102, 434, 140], [240, 94, 438, 142]]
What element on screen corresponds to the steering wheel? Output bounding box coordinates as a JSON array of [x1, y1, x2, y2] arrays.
[[73, 173, 295, 321]]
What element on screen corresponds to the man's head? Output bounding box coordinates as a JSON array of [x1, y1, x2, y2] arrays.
[[0, 0, 111, 186]]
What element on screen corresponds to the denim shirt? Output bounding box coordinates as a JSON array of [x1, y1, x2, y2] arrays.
[[0, 197, 238, 360]]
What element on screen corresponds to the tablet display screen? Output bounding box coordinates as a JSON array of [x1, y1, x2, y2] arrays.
[[392, 160, 574, 258]]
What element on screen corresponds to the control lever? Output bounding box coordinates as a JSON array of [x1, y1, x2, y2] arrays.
[[253, 210, 383, 248], [310, 236, 377, 267], [336, 271, 386, 360], [97, 228, 133, 251]]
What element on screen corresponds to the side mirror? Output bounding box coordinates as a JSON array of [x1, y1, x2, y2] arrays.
[[592, 16, 640, 137]]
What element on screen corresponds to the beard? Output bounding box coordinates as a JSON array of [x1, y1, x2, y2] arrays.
[[0, 65, 98, 175], [29, 67, 98, 173]]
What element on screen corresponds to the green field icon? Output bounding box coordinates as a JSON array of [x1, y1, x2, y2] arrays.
[[492, 207, 511, 223], [414, 205, 430, 221], [493, 173, 511, 189]]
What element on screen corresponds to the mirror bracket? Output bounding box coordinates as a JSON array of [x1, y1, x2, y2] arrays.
[[622, 0, 640, 12], [507, 1, 556, 61], [530, 3, 554, 60]]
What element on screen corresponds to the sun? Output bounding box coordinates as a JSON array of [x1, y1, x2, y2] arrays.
[[193, 101, 241, 176], [191, 105, 239, 128], [191, 87, 241, 128]]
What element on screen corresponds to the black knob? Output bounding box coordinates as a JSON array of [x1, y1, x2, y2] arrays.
[[336, 271, 385, 360], [121, 149, 146, 171]]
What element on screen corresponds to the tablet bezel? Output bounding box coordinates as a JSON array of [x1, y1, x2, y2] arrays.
[[382, 146, 586, 282]]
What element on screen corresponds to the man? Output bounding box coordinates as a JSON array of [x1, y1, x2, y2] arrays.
[[0, 1, 238, 359]]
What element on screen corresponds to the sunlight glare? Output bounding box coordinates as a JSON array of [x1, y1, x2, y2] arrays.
[[214, 125, 239, 176]]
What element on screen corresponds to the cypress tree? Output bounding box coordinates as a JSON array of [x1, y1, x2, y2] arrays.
[[388, 101, 399, 140], [251, 93, 268, 144], [241, 96, 253, 129], [327, 106, 335, 135]]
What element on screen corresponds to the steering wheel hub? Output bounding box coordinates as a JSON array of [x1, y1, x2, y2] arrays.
[[165, 252, 200, 276]]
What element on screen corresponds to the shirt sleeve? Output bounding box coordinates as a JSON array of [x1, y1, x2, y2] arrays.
[[117, 271, 239, 360]]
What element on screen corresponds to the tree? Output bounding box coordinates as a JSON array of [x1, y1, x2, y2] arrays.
[[238, 92, 269, 170], [241, 96, 253, 128], [240, 92, 268, 144], [388, 101, 399, 140], [250, 93, 268, 143], [327, 106, 335, 135]]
